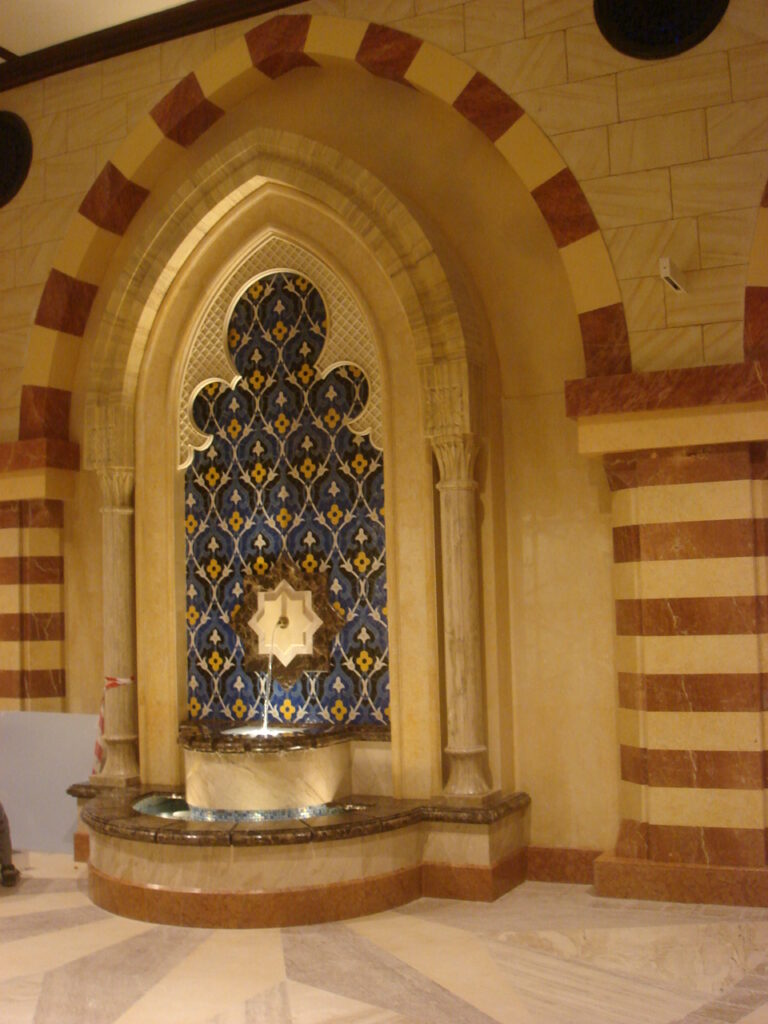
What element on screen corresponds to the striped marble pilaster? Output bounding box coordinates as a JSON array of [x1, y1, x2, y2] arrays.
[[607, 444, 768, 869], [0, 500, 65, 710]]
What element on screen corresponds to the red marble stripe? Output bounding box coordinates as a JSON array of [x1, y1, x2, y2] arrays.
[[618, 672, 763, 712], [34, 268, 98, 336], [616, 818, 648, 859], [565, 360, 768, 418], [355, 23, 421, 82], [245, 14, 316, 78], [0, 438, 79, 472], [615, 595, 765, 635], [744, 286, 768, 361], [79, 161, 149, 236], [18, 385, 70, 441], [0, 669, 65, 699], [0, 613, 64, 641], [0, 502, 20, 529], [604, 444, 751, 491], [20, 500, 63, 529], [150, 73, 224, 147], [531, 168, 599, 248], [621, 746, 764, 789], [761, 176, 768, 207], [0, 557, 64, 584], [526, 847, 602, 883], [617, 819, 766, 867], [579, 303, 632, 377], [453, 72, 524, 142], [612, 520, 757, 561]]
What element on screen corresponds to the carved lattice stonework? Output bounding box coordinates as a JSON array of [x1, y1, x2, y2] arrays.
[[233, 554, 344, 686], [178, 235, 383, 466]]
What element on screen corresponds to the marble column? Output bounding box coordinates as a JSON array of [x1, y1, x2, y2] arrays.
[[432, 433, 490, 796], [91, 466, 139, 786]]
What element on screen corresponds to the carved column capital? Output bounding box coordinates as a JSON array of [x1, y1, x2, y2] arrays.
[[431, 433, 480, 488], [96, 466, 135, 511]]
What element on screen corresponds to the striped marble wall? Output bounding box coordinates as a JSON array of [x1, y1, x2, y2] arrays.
[[0, 499, 65, 709], [606, 444, 767, 872]]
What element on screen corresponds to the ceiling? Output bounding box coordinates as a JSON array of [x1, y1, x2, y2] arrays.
[[0, 0, 189, 58]]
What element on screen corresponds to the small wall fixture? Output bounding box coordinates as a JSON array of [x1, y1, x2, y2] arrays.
[[659, 257, 688, 294]]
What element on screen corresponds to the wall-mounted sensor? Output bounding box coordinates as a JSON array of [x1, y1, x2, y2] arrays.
[[659, 257, 688, 293]]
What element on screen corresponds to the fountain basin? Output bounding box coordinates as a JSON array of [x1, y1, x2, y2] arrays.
[[179, 720, 378, 817]]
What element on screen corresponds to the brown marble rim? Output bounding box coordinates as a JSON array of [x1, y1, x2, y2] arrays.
[[526, 847, 602, 884], [617, 820, 768, 867], [620, 745, 765, 789], [618, 672, 764, 712], [615, 595, 768, 636]]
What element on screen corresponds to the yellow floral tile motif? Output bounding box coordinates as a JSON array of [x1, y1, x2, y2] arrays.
[[275, 506, 291, 529], [185, 272, 388, 725], [275, 412, 290, 434], [354, 550, 371, 574], [280, 697, 295, 720], [351, 452, 368, 475], [297, 362, 314, 385], [189, 696, 201, 717]]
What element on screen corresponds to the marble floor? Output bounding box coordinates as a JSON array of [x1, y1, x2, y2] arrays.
[[3, 853, 768, 1023]]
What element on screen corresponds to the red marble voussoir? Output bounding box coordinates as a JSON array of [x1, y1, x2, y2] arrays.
[[355, 23, 422, 82], [531, 168, 599, 248], [20, 499, 64, 529], [79, 162, 149, 236], [245, 14, 317, 79], [34, 268, 98, 337], [453, 72, 524, 142], [150, 74, 224, 147], [565, 361, 768, 418], [744, 286, 768, 361], [19, 385, 70, 441], [579, 304, 632, 377]]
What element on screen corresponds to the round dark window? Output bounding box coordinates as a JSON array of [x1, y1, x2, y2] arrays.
[[594, 0, 730, 59], [0, 111, 33, 208]]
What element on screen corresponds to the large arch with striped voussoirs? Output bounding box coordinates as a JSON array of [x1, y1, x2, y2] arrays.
[[18, 12, 631, 454]]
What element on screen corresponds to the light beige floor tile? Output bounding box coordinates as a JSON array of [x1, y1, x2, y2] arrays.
[[523, 0, 592, 37], [465, 32, 566, 94], [552, 126, 609, 179], [617, 52, 730, 120], [707, 97, 768, 157], [730, 41, 768, 102], [609, 110, 707, 175], [464, 0, 524, 51]]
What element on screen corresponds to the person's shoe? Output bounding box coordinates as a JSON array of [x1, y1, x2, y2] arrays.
[[1, 864, 19, 887]]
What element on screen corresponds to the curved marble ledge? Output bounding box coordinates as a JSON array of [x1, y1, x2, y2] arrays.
[[79, 786, 530, 847], [178, 718, 390, 753]]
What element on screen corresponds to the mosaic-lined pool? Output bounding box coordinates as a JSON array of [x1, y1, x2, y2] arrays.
[[185, 272, 389, 727]]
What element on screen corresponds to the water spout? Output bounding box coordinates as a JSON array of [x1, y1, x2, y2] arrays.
[[261, 614, 289, 734]]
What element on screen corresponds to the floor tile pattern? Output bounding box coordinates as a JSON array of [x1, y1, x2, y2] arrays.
[[5, 854, 768, 1022]]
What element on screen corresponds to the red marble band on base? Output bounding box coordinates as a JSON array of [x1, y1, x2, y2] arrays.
[[618, 672, 764, 712], [615, 595, 768, 636], [526, 847, 602, 883], [0, 669, 65, 699], [595, 853, 768, 907], [89, 849, 526, 928]]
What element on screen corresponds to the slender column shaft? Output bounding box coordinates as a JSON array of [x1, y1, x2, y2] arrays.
[[92, 468, 139, 786], [432, 434, 489, 795]]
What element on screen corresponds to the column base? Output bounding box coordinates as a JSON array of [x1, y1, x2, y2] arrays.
[[444, 750, 490, 796], [595, 853, 768, 907]]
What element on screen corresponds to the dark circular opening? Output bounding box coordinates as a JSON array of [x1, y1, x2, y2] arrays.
[[594, 0, 730, 59], [0, 111, 33, 207]]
